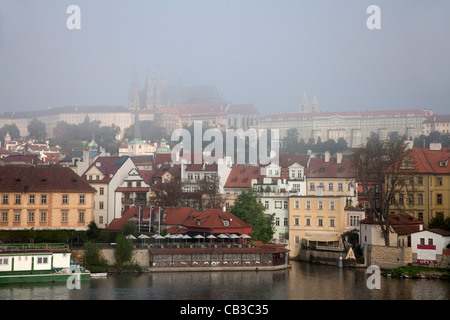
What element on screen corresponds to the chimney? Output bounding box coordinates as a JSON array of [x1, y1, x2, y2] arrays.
[[325, 151, 330, 163], [429, 142, 442, 151], [336, 152, 343, 164]]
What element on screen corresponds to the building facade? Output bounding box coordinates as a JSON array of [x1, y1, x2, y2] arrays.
[[0, 166, 95, 230]]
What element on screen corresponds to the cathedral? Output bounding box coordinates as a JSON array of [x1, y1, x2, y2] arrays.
[[127, 66, 222, 111], [299, 91, 319, 113]]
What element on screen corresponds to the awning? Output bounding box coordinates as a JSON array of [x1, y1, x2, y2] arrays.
[[303, 235, 339, 242]]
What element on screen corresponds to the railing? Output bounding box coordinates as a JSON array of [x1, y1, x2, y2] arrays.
[[0, 243, 69, 253]]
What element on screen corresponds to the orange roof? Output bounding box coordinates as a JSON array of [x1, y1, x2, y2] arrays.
[[408, 147, 450, 174], [225, 165, 263, 188], [307, 157, 355, 178]]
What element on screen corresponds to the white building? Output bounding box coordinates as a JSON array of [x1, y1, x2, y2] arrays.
[[411, 229, 450, 265]]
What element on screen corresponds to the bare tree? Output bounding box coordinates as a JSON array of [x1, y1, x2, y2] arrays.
[[149, 178, 185, 207], [352, 139, 412, 246], [198, 174, 225, 210]]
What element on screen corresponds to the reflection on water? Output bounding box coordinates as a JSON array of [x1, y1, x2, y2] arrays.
[[0, 261, 449, 300]]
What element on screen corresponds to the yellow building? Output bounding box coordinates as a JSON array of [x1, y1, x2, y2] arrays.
[[393, 144, 450, 226], [289, 196, 346, 258], [0, 166, 95, 230], [306, 152, 358, 207]]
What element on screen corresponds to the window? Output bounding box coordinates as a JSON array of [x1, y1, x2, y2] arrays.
[[40, 211, 47, 222], [79, 211, 85, 222], [338, 183, 343, 191], [407, 194, 414, 205], [436, 194, 443, 205], [276, 217, 280, 226], [436, 177, 443, 186], [62, 212, 68, 222], [294, 217, 299, 226], [418, 212, 423, 221], [79, 195, 85, 205], [14, 194, 21, 205], [284, 217, 288, 226], [295, 236, 300, 244], [330, 201, 335, 210], [420, 238, 425, 245], [417, 194, 423, 205], [294, 200, 299, 209], [264, 201, 269, 209], [328, 183, 334, 191], [29, 194, 35, 204], [41, 194, 47, 204], [306, 201, 311, 210], [2, 194, 8, 204], [350, 215, 359, 227], [223, 220, 229, 226], [14, 212, 20, 222], [318, 201, 323, 210], [309, 182, 315, 191], [62, 194, 68, 204], [37, 257, 48, 264], [0, 258, 9, 265], [275, 201, 282, 209], [398, 193, 404, 205], [417, 176, 423, 185], [283, 201, 288, 209], [330, 218, 335, 227], [1, 212, 7, 222], [428, 238, 434, 245], [28, 211, 34, 222], [305, 217, 311, 226], [318, 218, 323, 227], [99, 201, 104, 210], [99, 187, 104, 195]]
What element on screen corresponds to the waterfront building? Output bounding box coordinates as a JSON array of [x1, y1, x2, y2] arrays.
[[0, 166, 95, 230], [82, 155, 135, 228], [410, 228, 450, 266], [359, 213, 424, 248], [306, 152, 358, 207], [391, 143, 450, 225], [288, 195, 346, 258]]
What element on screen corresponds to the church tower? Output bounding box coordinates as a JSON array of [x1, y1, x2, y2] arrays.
[[299, 91, 309, 113], [128, 69, 141, 111], [310, 93, 319, 113]]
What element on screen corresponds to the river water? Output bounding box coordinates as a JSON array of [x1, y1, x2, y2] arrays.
[[0, 261, 448, 300]]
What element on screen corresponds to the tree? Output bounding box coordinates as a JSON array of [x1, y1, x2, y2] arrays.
[[114, 234, 133, 270], [86, 221, 101, 241], [230, 188, 275, 243], [352, 139, 412, 246], [198, 175, 224, 210], [0, 123, 20, 144], [149, 179, 185, 207], [27, 119, 47, 140], [428, 215, 450, 231]]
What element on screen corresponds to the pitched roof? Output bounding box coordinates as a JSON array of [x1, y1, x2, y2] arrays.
[[360, 213, 424, 236], [106, 206, 153, 231], [408, 147, 450, 174], [225, 165, 264, 188], [83, 156, 130, 183], [307, 157, 355, 178], [0, 166, 96, 193]]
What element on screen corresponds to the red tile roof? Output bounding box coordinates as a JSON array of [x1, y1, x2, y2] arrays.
[[0, 166, 96, 193], [225, 165, 264, 188], [360, 213, 424, 236], [307, 157, 355, 178], [408, 147, 450, 174], [83, 156, 129, 183]]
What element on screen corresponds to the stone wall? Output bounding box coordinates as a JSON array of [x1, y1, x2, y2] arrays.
[[366, 245, 412, 269]]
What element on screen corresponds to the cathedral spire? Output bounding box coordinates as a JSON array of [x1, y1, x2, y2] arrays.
[[128, 68, 141, 111], [299, 90, 309, 113], [310, 93, 319, 113]]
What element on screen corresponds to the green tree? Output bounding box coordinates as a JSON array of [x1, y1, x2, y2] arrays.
[[86, 221, 101, 241], [114, 234, 133, 270], [230, 188, 275, 243], [83, 242, 108, 272], [27, 119, 47, 140], [428, 215, 450, 231]]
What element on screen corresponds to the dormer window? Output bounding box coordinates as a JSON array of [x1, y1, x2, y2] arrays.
[[223, 220, 229, 226]]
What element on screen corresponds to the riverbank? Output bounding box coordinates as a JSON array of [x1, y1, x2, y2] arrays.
[[383, 266, 450, 280]]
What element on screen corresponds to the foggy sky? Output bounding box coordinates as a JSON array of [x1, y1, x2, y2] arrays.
[[0, 0, 449, 116]]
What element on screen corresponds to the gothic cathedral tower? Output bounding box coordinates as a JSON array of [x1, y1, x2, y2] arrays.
[[128, 69, 141, 111]]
